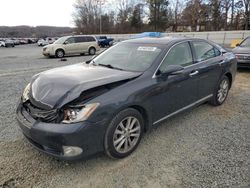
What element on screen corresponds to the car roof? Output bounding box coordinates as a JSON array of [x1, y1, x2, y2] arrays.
[[69, 35, 95, 37], [123, 36, 192, 45]]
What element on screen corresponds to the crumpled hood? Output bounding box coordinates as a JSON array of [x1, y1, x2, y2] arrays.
[[232, 46, 250, 54], [30, 63, 141, 109]]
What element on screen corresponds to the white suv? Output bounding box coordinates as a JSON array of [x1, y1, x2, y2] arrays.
[[0, 41, 5, 47], [42, 35, 100, 58]]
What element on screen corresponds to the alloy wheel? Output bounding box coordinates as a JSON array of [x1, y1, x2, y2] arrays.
[[57, 50, 64, 58], [113, 116, 141, 154], [217, 79, 229, 103]]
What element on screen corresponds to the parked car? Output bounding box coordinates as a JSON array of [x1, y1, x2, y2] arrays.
[[0, 40, 5, 47], [42, 35, 99, 58], [232, 36, 250, 68], [4, 39, 15, 47], [96, 36, 114, 47], [12, 38, 20, 45], [16, 37, 237, 160], [19, 39, 28, 45], [47, 37, 57, 44], [38, 39, 49, 46]]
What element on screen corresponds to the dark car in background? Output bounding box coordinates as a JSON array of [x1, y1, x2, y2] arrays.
[[232, 36, 250, 68], [96, 36, 114, 47], [4, 39, 15, 47], [16, 37, 237, 161]]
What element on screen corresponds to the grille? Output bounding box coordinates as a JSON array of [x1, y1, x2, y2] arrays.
[[24, 100, 61, 123], [236, 54, 250, 60]]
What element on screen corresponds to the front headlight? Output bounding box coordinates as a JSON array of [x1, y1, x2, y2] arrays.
[[22, 83, 31, 102], [62, 103, 100, 124]]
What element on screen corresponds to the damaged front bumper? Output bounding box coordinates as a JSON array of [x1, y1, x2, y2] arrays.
[[16, 102, 107, 161]]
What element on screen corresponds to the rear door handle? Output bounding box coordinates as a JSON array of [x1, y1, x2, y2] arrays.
[[189, 70, 199, 77]]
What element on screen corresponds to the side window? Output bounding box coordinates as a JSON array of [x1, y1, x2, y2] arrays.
[[86, 36, 95, 42], [65, 37, 75, 44], [193, 41, 219, 62], [159, 42, 193, 73], [214, 47, 221, 56], [75, 37, 86, 43]]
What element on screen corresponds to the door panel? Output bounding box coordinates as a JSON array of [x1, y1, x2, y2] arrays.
[[64, 37, 78, 54], [196, 57, 223, 98], [151, 67, 199, 123], [191, 41, 223, 98], [150, 42, 200, 123]]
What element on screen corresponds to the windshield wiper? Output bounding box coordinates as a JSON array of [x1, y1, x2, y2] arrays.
[[98, 63, 124, 71]]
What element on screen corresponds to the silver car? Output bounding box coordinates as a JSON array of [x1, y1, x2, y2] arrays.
[[232, 36, 250, 68], [43, 35, 100, 58]]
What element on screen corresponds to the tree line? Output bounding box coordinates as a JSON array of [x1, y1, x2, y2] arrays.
[[73, 0, 250, 34], [0, 26, 73, 38]]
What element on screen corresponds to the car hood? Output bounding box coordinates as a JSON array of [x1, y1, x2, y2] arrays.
[[43, 43, 54, 48], [30, 63, 141, 109], [232, 46, 250, 54]]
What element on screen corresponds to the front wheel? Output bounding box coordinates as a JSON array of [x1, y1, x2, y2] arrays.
[[209, 76, 230, 106], [55, 49, 64, 58], [104, 108, 144, 159]]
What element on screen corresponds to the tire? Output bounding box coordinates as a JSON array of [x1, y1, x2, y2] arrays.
[[104, 108, 144, 159], [209, 75, 230, 106], [89, 47, 96, 55], [56, 49, 64, 58]]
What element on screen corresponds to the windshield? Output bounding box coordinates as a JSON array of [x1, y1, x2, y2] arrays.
[[54, 37, 68, 44], [92, 43, 163, 72], [240, 38, 250, 47]]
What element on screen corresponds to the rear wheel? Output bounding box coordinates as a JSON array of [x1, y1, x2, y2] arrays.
[[209, 76, 230, 106], [104, 108, 144, 159], [89, 47, 96, 55], [56, 49, 64, 58]]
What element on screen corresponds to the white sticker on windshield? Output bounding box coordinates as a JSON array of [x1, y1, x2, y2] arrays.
[[137, 47, 157, 51]]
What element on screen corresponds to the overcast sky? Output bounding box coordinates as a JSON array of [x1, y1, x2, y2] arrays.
[[0, 0, 75, 27]]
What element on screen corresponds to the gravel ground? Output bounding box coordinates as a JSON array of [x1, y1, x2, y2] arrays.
[[0, 45, 249, 188]]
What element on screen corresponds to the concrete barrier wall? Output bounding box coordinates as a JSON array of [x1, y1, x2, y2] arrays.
[[105, 30, 250, 46]]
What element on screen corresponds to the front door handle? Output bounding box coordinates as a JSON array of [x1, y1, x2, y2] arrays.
[[189, 70, 199, 77]]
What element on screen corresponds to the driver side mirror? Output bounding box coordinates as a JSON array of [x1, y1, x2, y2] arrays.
[[64, 41, 69, 45], [236, 43, 240, 47], [157, 65, 184, 77]]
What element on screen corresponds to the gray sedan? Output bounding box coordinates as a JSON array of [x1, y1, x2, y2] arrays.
[[232, 36, 250, 68]]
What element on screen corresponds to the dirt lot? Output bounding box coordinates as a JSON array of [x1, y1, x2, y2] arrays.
[[0, 45, 249, 188]]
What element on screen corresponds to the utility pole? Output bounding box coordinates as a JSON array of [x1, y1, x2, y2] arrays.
[[97, 0, 106, 34]]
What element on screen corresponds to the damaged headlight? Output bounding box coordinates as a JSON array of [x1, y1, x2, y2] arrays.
[[22, 83, 31, 102], [62, 103, 100, 124]]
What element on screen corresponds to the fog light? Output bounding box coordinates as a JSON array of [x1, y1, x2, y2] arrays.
[[62, 146, 83, 157]]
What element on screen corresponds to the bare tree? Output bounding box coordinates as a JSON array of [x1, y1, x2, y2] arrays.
[[170, 0, 181, 31], [242, 0, 250, 29], [221, 0, 232, 30]]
